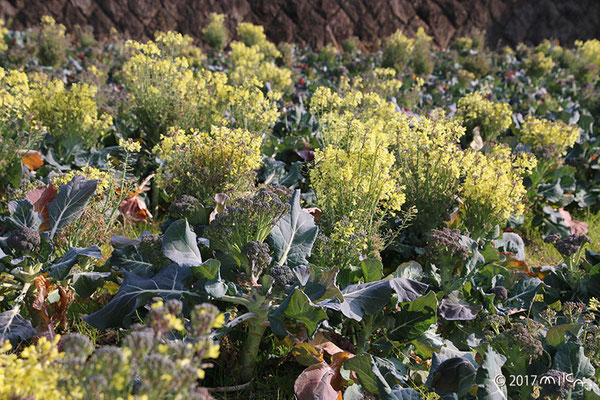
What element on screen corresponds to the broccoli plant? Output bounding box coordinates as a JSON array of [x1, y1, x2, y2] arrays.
[[0, 176, 100, 343]]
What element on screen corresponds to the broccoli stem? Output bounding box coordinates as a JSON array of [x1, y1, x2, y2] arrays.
[[238, 319, 267, 383]]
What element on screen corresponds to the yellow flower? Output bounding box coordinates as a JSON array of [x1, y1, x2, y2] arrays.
[[520, 116, 579, 157], [456, 90, 513, 141]]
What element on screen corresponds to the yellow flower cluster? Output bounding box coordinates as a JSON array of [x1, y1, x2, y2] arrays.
[[576, 39, 600, 69], [29, 74, 112, 148], [236, 22, 280, 59], [460, 144, 536, 235], [229, 41, 291, 92], [0, 68, 31, 120], [0, 19, 7, 52], [121, 39, 281, 144], [154, 126, 262, 202], [520, 116, 580, 157], [382, 29, 415, 73], [310, 88, 404, 236], [525, 51, 555, 77], [0, 337, 68, 400], [340, 68, 402, 99], [456, 90, 513, 141], [52, 166, 112, 196]]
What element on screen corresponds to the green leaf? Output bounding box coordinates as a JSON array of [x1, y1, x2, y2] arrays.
[[320, 278, 429, 321], [48, 245, 103, 280], [546, 324, 583, 347], [283, 289, 328, 337], [48, 176, 97, 239], [109, 246, 154, 277], [6, 200, 42, 230], [342, 354, 406, 395], [392, 261, 423, 280], [0, 312, 36, 345], [72, 271, 111, 298], [361, 258, 383, 283], [387, 291, 437, 342], [191, 259, 221, 280], [84, 264, 195, 329], [162, 219, 203, 267], [553, 342, 596, 380], [476, 347, 508, 400], [268, 189, 318, 267], [438, 291, 482, 321]]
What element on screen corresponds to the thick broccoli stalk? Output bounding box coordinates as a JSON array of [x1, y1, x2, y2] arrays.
[[268, 264, 294, 287], [6, 226, 41, 255]]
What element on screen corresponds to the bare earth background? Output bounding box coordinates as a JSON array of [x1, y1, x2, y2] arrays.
[[1, 0, 600, 48]]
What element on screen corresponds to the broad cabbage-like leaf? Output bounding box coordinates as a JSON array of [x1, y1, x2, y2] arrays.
[[553, 342, 596, 381], [294, 362, 341, 400], [341, 354, 406, 395], [48, 176, 98, 239], [268, 189, 318, 267], [109, 245, 154, 277], [162, 219, 203, 267], [320, 278, 428, 321], [271, 289, 328, 337], [387, 291, 437, 342], [438, 291, 482, 321], [73, 271, 111, 298], [5, 200, 42, 230], [84, 264, 196, 329], [476, 347, 508, 400], [0, 312, 36, 344], [48, 245, 102, 280], [428, 356, 476, 396]]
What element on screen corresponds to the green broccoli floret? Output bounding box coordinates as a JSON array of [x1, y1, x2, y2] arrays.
[[490, 321, 543, 376], [138, 234, 171, 270], [269, 264, 294, 287], [6, 226, 41, 255], [169, 195, 202, 219]]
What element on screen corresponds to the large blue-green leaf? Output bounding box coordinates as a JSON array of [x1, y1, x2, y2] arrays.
[[109, 245, 154, 277], [192, 259, 227, 298], [387, 291, 437, 341], [279, 289, 328, 337], [268, 189, 318, 267], [427, 356, 477, 396], [84, 264, 196, 329], [438, 291, 482, 321], [162, 219, 203, 267], [48, 245, 102, 280], [553, 342, 596, 381], [72, 271, 111, 298], [341, 354, 406, 395], [48, 176, 97, 239], [0, 312, 36, 344], [507, 276, 544, 308], [320, 278, 429, 321], [476, 347, 508, 400], [6, 200, 42, 230]]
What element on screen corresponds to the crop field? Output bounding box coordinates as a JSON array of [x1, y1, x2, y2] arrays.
[[0, 14, 600, 400]]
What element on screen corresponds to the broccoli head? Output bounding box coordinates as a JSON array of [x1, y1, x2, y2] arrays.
[[6, 226, 41, 255], [491, 321, 543, 375], [544, 233, 591, 257], [539, 369, 571, 399], [269, 264, 294, 287], [169, 195, 202, 218], [490, 286, 508, 302], [241, 241, 271, 271], [138, 234, 171, 270]]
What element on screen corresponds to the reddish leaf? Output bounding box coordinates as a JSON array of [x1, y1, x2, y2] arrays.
[[32, 276, 51, 311], [119, 195, 152, 222], [304, 207, 322, 224], [25, 184, 57, 232], [294, 362, 342, 400], [330, 351, 354, 391], [558, 208, 589, 235], [20, 150, 43, 171], [53, 286, 74, 330]]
